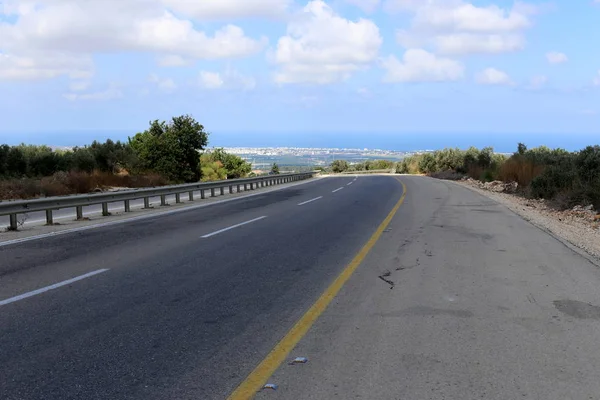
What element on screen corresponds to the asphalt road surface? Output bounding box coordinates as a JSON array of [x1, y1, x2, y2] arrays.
[[2, 175, 600, 400]]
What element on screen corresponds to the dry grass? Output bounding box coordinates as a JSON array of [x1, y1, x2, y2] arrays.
[[497, 158, 545, 186], [0, 170, 169, 200], [428, 170, 465, 180]]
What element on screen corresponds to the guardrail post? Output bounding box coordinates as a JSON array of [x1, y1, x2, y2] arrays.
[[76, 206, 83, 220], [175, 193, 181, 204], [229, 185, 233, 194], [46, 209, 53, 225], [201, 189, 206, 199], [124, 200, 131, 212], [211, 188, 215, 197], [261, 181, 265, 187], [237, 184, 241, 192], [144, 197, 150, 209], [9, 214, 17, 230], [220, 187, 225, 195], [102, 202, 110, 216], [160, 195, 168, 206], [189, 191, 194, 201], [244, 184, 248, 191]]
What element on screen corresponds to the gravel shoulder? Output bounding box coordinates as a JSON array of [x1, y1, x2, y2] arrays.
[[450, 179, 600, 260]]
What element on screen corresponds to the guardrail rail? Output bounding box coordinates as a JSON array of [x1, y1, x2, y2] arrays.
[[0, 172, 314, 230]]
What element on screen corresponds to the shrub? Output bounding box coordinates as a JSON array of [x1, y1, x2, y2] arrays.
[[331, 160, 349, 173]]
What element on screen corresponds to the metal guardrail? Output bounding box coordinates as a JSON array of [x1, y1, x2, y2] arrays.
[[0, 172, 314, 230]]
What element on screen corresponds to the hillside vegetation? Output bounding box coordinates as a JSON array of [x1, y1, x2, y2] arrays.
[[398, 144, 600, 210], [0, 115, 251, 200]]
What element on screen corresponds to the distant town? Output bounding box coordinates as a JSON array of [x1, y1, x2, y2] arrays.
[[219, 146, 424, 170], [49, 144, 428, 171]]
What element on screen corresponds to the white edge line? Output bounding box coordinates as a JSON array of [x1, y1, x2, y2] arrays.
[[0, 177, 322, 248], [297, 196, 323, 206], [332, 187, 344, 193], [201, 216, 267, 238], [347, 182, 353, 186], [0, 269, 109, 307]]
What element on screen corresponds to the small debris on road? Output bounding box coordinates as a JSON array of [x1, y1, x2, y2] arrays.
[[263, 383, 278, 391], [290, 357, 308, 365]]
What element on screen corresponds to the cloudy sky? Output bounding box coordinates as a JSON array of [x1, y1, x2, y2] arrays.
[[0, 0, 599, 143]]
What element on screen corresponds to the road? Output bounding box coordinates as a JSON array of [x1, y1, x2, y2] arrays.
[[2, 175, 600, 399]]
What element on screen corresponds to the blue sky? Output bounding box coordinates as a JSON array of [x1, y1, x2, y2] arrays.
[[0, 0, 599, 148]]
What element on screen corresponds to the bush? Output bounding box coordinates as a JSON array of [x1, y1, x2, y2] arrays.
[[331, 160, 349, 173]]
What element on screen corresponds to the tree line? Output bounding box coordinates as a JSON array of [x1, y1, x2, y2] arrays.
[[329, 159, 396, 173], [398, 144, 600, 209], [0, 115, 252, 184]]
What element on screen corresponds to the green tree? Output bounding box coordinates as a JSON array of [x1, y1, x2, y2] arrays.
[[129, 115, 208, 182], [200, 159, 228, 182], [0, 144, 11, 176], [6, 147, 27, 176], [369, 159, 395, 170], [71, 147, 97, 172], [331, 159, 349, 173], [200, 148, 251, 179], [88, 139, 136, 173], [418, 153, 437, 173], [271, 163, 280, 175]]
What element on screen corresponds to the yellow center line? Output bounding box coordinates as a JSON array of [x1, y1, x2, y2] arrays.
[[227, 178, 407, 400]]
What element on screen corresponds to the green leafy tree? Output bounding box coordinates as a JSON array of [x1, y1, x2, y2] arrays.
[[129, 115, 208, 182], [88, 139, 136, 173], [271, 163, 280, 175], [331, 159, 349, 173], [200, 148, 251, 179], [200, 159, 228, 182], [418, 153, 437, 173], [369, 160, 395, 170], [0, 144, 9, 176], [6, 147, 27, 176]]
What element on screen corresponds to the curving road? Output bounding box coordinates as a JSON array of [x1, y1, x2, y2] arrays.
[[2, 176, 600, 399]]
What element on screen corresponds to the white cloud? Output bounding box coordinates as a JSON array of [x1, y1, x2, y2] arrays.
[[273, 0, 382, 84], [63, 83, 122, 101], [198, 69, 255, 90], [0, 0, 267, 82], [579, 109, 597, 116], [476, 67, 513, 85], [345, 0, 381, 13], [149, 74, 177, 92], [429, 33, 524, 55], [593, 70, 600, 86], [199, 71, 225, 89], [381, 49, 464, 82], [0, 52, 94, 81], [389, 0, 536, 55], [546, 51, 568, 64], [161, 0, 292, 20]]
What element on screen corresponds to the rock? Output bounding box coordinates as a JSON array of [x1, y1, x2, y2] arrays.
[[503, 181, 518, 193]]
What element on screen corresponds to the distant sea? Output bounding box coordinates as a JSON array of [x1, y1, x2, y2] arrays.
[[0, 131, 596, 153]]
